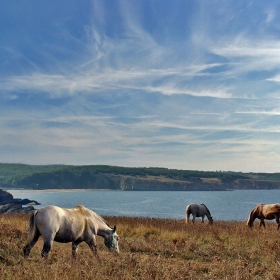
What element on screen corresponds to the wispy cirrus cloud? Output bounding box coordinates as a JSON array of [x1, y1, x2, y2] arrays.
[[235, 110, 280, 115], [211, 38, 280, 75], [1, 0, 280, 172], [1, 63, 234, 99]]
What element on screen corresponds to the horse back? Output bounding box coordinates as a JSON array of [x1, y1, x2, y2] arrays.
[[35, 205, 88, 242], [263, 204, 280, 217], [186, 203, 195, 214]]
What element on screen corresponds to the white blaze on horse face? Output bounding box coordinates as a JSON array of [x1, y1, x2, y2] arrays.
[[104, 230, 119, 254], [113, 233, 119, 254]]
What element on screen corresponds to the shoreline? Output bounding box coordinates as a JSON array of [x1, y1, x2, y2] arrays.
[[7, 189, 94, 194]]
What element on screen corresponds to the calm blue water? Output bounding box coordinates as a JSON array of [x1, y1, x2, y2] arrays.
[[7, 189, 280, 221]]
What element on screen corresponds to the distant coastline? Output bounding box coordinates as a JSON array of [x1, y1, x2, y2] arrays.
[[7, 189, 90, 194], [1, 163, 280, 191], [5, 189, 112, 195]]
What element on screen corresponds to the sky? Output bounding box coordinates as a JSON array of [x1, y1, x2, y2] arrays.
[[1, 0, 280, 173]]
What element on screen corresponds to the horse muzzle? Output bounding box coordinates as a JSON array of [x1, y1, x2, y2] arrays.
[[111, 246, 119, 256]]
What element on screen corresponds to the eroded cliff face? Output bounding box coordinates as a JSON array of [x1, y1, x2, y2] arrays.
[[14, 173, 218, 190], [12, 173, 280, 191], [226, 179, 280, 190], [84, 174, 280, 191], [105, 175, 280, 191], [118, 176, 217, 190]]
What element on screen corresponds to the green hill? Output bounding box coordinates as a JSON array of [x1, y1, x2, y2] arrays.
[[0, 163, 280, 191]]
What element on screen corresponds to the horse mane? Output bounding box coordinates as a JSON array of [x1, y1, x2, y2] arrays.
[[200, 203, 211, 215], [74, 205, 111, 228], [91, 211, 111, 227]]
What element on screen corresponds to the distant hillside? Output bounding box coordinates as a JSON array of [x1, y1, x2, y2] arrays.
[[0, 163, 280, 191]]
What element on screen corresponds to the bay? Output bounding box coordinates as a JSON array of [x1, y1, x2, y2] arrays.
[[8, 189, 280, 221]]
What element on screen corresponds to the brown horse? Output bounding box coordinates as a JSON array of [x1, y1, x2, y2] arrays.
[[247, 203, 280, 229]]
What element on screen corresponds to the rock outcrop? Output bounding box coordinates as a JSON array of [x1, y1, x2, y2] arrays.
[[0, 189, 40, 214], [0, 203, 35, 214]]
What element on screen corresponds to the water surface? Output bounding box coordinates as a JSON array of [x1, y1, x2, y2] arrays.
[[8, 189, 280, 221]]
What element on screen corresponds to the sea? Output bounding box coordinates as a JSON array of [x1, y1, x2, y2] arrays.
[[7, 189, 280, 221]]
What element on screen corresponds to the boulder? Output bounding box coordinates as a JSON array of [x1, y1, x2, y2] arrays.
[[0, 203, 35, 214], [0, 189, 39, 213]]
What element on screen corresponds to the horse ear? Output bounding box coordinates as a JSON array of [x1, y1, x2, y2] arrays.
[[113, 225, 116, 232]]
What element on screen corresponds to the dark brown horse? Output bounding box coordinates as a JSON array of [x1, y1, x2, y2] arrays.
[[247, 203, 280, 229]]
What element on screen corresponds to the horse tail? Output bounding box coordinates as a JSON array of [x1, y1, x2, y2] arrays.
[[25, 210, 39, 244], [186, 204, 192, 223]]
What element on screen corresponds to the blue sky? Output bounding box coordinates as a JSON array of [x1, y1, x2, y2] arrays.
[[1, 0, 280, 172]]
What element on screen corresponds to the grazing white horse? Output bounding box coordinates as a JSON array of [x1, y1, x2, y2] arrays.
[[186, 203, 213, 225], [23, 205, 119, 259]]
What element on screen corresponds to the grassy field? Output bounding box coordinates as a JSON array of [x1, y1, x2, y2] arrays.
[[1, 214, 280, 279]]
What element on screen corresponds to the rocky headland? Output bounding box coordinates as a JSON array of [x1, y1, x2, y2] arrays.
[[0, 189, 39, 214]]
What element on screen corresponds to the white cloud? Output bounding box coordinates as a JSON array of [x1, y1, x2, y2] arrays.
[[144, 84, 232, 98], [211, 37, 280, 74], [1, 63, 234, 98], [1, 1, 280, 172], [265, 9, 275, 24], [267, 74, 280, 84], [235, 110, 280, 115]]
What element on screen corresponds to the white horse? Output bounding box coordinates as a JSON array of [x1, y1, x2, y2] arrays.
[[186, 203, 213, 224], [23, 205, 119, 259]]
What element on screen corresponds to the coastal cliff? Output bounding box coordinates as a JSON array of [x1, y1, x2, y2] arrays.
[[1, 163, 280, 191], [6, 172, 280, 191]]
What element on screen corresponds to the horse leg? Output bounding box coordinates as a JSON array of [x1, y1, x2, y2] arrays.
[[86, 237, 101, 262], [201, 215, 205, 223], [259, 219, 265, 228], [276, 217, 280, 230], [192, 214, 196, 224], [41, 235, 55, 259], [72, 240, 82, 259], [23, 232, 40, 258], [41, 240, 53, 259]]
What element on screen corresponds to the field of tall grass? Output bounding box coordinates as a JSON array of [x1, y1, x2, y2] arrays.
[[1, 214, 280, 279]]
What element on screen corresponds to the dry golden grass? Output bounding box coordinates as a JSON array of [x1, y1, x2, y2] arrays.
[[1, 214, 280, 279]]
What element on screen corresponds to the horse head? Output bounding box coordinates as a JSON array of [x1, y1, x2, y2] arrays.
[[247, 206, 258, 228], [104, 225, 119, 255], [209, 216, 214, 225]]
